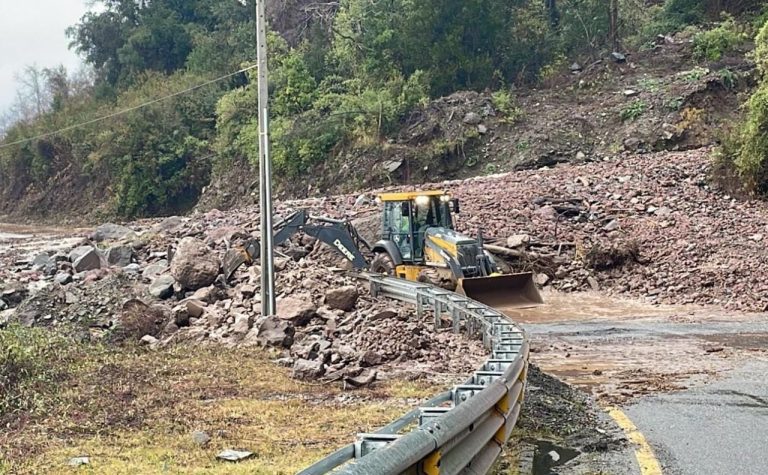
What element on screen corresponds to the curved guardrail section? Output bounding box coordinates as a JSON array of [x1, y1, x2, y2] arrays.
[[298, 274, 530, 475]]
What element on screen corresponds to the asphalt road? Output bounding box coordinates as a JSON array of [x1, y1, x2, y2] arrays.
[[625, 359, 768, 475], [520, 299, 768, 475]]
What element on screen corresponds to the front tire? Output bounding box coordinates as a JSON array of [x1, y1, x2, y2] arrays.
[[370, 253, 395, 276], [418, 267, 455, 290]]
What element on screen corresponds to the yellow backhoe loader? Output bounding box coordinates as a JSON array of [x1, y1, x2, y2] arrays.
[[225, 190, 543, 312], [366, 191, 543, 310]]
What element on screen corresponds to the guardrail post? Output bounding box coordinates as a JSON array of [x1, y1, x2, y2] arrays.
[[493, 391, 512, 445], [416, 293, 424, 319], [422, 450, 441, 475]]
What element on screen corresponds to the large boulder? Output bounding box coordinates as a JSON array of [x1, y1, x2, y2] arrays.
[[170, 238, 220, 290], [73, 249, 102, 273], [106, 245, 135, 267], [325, 286, 359, 312], [69, 245, 95, 263], [276, 294, 317, 326], [93, 223, 136, 242]]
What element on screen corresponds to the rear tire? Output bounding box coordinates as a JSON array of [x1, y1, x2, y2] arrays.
[[370, 253, 395, 276]]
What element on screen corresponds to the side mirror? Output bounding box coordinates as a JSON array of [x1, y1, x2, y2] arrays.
[[449, 198, 460, 214]]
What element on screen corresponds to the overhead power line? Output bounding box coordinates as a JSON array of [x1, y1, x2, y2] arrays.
[[0, 64, 257, 151]]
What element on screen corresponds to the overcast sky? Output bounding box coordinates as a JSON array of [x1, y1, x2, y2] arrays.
[[0, 0, 94, 115]]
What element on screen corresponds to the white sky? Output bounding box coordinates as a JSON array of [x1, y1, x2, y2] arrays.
[[0, 0, 94, 114]]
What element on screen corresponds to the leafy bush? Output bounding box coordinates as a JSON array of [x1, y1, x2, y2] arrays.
[[620, 100, 648, 121], [692, 17, 747, 61], [718, 20, 768, 194], [492, 90, 525, 123]]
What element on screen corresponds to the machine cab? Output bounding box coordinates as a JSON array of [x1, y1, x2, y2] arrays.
[[376, 191, 458, 263]]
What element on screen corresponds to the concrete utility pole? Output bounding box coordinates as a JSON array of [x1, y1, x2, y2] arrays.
[[256, 0, 276, 316]]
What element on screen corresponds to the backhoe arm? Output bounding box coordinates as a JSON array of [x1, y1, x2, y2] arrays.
[[223, 209, 370, 281]]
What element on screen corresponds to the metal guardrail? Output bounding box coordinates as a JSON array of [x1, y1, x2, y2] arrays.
[[299, 274, 530, 475]]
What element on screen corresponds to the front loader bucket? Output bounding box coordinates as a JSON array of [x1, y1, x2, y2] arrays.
[[457, 273, 544, 312]]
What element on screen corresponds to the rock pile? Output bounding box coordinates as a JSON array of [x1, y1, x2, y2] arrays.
[[360, 148, 766, 312], [1, 211, 485, 383]]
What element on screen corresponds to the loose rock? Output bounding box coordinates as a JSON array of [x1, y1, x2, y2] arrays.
[[325, 286, 359, 312], [149, 275, 175, 299], [170, 238, 220, 290]]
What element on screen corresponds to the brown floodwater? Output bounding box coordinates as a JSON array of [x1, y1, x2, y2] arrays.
[[502, 290, 691, 324]]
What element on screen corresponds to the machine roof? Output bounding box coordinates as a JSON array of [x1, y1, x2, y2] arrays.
[[377, 190, 447, 202]]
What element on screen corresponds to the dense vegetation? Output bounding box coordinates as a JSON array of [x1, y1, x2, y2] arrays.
[[720, 18, 768, 193], [0, 0, 765, 218]]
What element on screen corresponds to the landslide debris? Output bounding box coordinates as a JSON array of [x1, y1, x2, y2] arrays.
[[0, 210, 485, 385], [442, 148, 768, 312]]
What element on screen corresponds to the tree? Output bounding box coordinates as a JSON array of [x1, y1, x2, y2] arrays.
[[15, 65, 50, 119]]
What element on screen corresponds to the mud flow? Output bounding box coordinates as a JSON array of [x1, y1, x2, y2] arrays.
[[502, 290, 688, 324]]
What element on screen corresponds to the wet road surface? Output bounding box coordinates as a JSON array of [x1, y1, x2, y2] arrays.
[[625, 360, 768, 475], [518, 292, 768, 474]]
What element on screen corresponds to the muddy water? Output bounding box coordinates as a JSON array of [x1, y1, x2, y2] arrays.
[[0, 223, 89, 260], [503, 290, 692, 324], [512, 289, 768, 402]]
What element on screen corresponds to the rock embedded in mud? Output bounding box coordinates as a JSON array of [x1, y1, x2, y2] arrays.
[[216, 450, 254, 462], [140, 334, 159, 346], [276, 294, 317, 325], [191, 430, 211, 447], [149, 275, 176, 299], [325, 286, 359, 312], [170, 238, 220, 290], [106, 245, 135, 267], [67, 457, 90, 467]]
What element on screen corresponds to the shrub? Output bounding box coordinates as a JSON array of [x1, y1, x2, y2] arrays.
[[620, 100, 648, 121], [730, 84, 768, 192], [718, 20, 768, 194], [692, 17, 747, 62], [491, 90, 524, 123]]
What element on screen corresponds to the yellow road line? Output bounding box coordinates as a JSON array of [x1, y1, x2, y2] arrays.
[[607, 407, 663, 475]]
